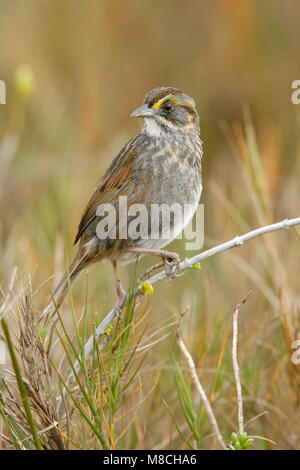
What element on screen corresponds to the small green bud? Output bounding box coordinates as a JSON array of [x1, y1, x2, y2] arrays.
[[141, 281, 154, 296], [231, 432, 253, 450], [238, 432, 248, 445], [193, 262, 201, 270], [233, 440, 242, 450], [104, 324, 113, 336], [243, 439, 253, 449], [14, 64, 35, 99]]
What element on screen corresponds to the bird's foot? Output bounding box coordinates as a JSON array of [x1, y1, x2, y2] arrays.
[[161, 251, 180, 279]]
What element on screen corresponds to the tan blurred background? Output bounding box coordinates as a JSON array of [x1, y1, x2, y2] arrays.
[[0, 0, 300, 449]]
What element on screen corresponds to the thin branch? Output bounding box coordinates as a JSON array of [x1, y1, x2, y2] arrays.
[[244, 411, 268, 429], [176, 306, 227, 450], [232, 291, 251, 435], [148, 217, 300, 286], [57, 216, 300, 417], [247, 435, 277, 446]]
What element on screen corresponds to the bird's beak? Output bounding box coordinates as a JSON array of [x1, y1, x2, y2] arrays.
[[131, 104, 154, 118]]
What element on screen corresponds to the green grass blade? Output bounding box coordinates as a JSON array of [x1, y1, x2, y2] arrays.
[[1, 318, 43, 450], [49, 342, 108, 449], [0, 403, 22, 449], [162, 398, 195, 450]]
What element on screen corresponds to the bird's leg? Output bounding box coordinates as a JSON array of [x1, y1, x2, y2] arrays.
[[112, 260, 126, 298], [126, 247, 180, 279]]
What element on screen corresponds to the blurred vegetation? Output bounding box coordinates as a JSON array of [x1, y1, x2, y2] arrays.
[[0, 0, 300, 449]]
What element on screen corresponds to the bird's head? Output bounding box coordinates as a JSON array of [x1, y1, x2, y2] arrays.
[[131, 87, 199, 136]]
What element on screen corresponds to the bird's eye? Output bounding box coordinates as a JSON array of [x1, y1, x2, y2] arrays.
[[163, 102, 173, 112]]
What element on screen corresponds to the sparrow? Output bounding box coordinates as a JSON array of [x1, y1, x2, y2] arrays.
[[42, 86, 203, 320]]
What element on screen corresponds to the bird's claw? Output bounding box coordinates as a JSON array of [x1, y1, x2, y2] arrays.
[[163, 254, 180, 279]]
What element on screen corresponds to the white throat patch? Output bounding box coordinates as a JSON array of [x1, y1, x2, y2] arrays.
[[143, 118, 164, 137]]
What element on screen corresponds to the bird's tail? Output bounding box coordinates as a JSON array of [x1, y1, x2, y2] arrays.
[[40, 252, 88, 323]]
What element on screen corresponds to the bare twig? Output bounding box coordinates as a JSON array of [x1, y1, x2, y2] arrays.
[[247, 435, 277, 445], [244, 411, 268, 429], [232, 291, 251, 435], [147, 217, 300, 287], [176, 306, 227, 450], [137, 261, 164, 284]]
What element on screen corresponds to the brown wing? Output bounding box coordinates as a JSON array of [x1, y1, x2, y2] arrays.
[[74, 135, 138, 244]]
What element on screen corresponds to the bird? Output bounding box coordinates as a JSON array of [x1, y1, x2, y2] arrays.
[[41, 86, 203, 321]]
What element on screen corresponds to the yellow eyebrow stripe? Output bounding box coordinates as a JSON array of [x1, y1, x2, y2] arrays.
[[152, 94, 194, 109], [152, 95, 173, 109]]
